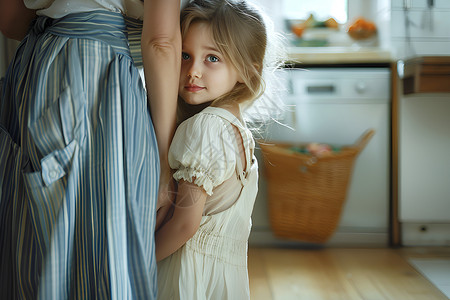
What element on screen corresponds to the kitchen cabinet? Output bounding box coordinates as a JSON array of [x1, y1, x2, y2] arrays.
[[394, 56, 450, 246], [389, 0, 450, 246], [398, 93, 450, 246], [401, 56, 450, 94]]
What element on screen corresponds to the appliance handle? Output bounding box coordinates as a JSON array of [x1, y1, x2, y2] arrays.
[[306, 85, 336, 94]]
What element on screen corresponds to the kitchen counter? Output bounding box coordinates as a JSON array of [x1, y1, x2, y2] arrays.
[[288, 47, 392, 65], [399, 56, 450, 94]]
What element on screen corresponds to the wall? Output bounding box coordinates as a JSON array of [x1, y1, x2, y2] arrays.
[[390, 0, 450, 59], [0, 35, 19, 78]]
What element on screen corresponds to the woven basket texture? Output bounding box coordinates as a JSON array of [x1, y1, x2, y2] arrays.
[[259, 129, 374, 243]]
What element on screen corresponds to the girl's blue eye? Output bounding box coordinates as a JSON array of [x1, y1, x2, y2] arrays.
[[206, 55, 219, 63], [182, 52, 190, 60]]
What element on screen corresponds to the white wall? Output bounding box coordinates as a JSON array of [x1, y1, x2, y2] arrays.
[[390, 0, 450, 59]]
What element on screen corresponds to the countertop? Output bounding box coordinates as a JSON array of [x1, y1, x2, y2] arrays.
[[287, 47, 393, 65], [400, 56, 450, 94]]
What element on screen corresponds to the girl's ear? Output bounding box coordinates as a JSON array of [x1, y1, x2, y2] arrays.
[[253, 62, 262, 74], [235, 67, 245, 84], [238, 63, 260, 84]]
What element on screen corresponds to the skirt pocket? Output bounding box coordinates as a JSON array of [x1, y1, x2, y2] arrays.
[[22, 140, 77, 253]]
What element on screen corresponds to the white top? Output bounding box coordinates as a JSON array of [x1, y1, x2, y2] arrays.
[[169, 106, 255, 214], [159, 106, 258, 299], [24, 0, 189, 20]]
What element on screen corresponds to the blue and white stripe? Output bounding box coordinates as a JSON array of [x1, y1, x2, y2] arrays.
[[0, 10, 159, 300]]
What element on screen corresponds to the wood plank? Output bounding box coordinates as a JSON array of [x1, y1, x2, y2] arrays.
[[261, 248, 361, 300], [330, 249, 445, 300], [248, 247, 450, 300], [248, 247, 272, 300]]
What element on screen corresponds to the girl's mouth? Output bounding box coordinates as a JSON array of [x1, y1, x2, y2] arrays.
[[185, 84, 205, 92]]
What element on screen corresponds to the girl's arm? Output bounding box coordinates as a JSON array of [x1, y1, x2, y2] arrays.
[[155, 202, 173, 231], [141, 0, 181, 211], [155, 180, 207, 261], [0, 0, 36, 40]]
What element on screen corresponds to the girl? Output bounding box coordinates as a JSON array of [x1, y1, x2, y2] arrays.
[[155, 0, 282, 299]]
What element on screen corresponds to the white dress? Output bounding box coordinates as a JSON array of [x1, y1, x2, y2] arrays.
[[158, 107, 259, 300]]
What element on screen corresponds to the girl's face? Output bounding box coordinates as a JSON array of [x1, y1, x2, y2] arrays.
[[179, 21, 242, 105]]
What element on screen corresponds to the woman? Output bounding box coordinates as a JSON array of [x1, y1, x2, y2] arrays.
[[0, 0, 181, 299]]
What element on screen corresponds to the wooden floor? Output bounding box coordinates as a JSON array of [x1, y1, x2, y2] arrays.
[[248, 246, 450, 300]]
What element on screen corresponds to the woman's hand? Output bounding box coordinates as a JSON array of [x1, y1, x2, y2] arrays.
[[155, 165, 176, 230], [157, 165, 175, 210]]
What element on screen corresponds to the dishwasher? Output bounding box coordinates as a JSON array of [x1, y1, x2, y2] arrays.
[[250, 67, 391, 246]]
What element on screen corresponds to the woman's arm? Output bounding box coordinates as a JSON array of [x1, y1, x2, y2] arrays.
[[141, 0, 180, 204], [155, 180, 207, 261], [0, 0, 36, 40], [141, 0, 181, 212]]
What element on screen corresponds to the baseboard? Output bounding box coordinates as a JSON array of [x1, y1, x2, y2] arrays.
[[401, 223, 450, 246], [249, 228, 389, 248]]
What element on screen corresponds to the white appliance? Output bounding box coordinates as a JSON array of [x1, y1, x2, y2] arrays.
[[250, 67, 391, 246], [399, 94, 450, 246]]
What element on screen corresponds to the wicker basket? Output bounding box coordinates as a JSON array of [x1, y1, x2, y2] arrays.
[[258, 129, 375, 244]]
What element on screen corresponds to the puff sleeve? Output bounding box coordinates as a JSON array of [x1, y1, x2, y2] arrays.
[[168, 113, 237, 196]]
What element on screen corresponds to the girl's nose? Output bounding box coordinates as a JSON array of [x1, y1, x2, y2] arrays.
[[187, 61, 202, 79]]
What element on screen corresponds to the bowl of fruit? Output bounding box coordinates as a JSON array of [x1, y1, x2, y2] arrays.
[[289, 14, 340, 47], [347, 17, 377, 40]]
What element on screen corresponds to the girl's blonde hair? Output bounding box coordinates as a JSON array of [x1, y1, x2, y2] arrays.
[[180, 0, 267, 108]]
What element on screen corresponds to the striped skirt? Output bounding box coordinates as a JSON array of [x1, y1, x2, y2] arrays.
[[0, 11, 159, 300]]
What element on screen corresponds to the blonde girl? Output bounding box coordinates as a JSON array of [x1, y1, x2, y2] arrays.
[[155, 0, 280, 298]]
